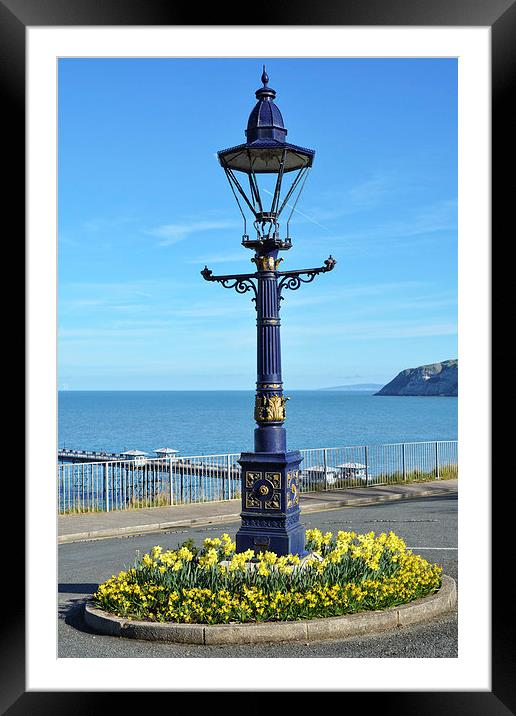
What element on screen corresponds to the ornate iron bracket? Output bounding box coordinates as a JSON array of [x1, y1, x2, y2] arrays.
[[277, 255, 336, 306], [201, 266, 258, 300]]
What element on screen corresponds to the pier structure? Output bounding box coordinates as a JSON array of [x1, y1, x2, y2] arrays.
[[58, 447, 179, 464], [58, 449, 128, 463]]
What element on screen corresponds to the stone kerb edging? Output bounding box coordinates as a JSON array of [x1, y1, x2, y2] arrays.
[[84, 575, 456, 645]]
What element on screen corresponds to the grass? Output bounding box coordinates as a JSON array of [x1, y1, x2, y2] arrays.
[[126, 491, 170, 509], [59, 502, 104, 515]]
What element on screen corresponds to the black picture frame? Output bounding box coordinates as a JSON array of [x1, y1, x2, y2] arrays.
[[9, 0, 507, 712]]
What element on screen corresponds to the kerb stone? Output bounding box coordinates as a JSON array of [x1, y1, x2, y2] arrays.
[[306, 609, 398, 641], [396, 575, 457, 627], [204, 620, 307, 645]]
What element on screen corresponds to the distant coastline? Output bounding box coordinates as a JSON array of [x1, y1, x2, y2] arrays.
[[319, 384, 384, 392]]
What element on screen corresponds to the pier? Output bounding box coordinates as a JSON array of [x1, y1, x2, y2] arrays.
[[58, 449, 128, 463], [58, 448, 242, 486], [58, 447, 180, 464]]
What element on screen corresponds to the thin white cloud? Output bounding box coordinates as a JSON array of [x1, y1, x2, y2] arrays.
[[347, 174, 392, 205], [294, 199, 457, 258], [58, 232, 80, 247], [147, 219, 239, 246], [59, 323, 256, 351], [281, 280, 429, 309], [312, 173, 395, 222], [295, 171, 399, 225], [284, 319, 457, 341], [80, 215, 139, 232], [186, 252, 250, 265], [341, 199, 456, 242], [60, 279, 198, 302]]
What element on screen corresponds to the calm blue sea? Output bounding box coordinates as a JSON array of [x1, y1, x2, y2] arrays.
[[58, 391, 457, 457]]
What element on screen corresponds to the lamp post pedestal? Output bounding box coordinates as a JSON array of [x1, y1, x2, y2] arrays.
[[236, 449, 305, 556]]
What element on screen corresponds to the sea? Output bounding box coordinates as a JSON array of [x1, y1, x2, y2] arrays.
[[58, 390, 457, 457]]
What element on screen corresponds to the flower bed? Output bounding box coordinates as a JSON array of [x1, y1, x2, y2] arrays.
[[93, 529, 442, 624]]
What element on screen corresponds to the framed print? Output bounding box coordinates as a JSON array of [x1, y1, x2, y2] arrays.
[[8, 0, 510, 711]]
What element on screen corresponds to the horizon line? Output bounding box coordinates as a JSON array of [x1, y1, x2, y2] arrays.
[[57, 386, 385, 392]]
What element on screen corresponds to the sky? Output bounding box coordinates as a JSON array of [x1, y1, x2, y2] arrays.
[[58, 57, 457, 390]]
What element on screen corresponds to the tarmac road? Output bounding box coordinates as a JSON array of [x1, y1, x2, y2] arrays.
[[58, 494, 458, 659]]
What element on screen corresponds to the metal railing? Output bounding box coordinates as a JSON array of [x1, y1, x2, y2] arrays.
[[57, 440, 457, 514]]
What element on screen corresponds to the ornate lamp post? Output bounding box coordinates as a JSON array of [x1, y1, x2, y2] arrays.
[[202, 68, 336, 556]]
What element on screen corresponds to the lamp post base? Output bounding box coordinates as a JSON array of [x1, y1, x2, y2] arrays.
[[236, 450, 306, 557]]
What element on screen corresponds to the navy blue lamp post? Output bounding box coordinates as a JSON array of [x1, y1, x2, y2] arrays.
[[202, 68, 336, 556]]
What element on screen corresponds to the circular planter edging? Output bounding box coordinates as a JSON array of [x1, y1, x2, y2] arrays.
[[84, 574, 456, 645]]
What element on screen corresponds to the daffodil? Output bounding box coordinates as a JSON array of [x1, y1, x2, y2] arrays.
[[94, 530, 442, 624]]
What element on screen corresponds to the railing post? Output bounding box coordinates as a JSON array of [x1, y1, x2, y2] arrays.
[[323, 448, 328, 490], [435, 441, 440, 480], [104, 462, 110, 512], [57, 465, 62, 514], [402, 443, 406, 482], [364, 446, 369, 487], [225, 453, 230, 501], [169, 457, 174, 505]]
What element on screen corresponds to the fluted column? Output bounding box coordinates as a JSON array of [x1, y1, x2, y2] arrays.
[[253, 253, 287, 453]]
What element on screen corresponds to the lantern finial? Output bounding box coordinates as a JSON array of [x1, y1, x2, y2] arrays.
[[261, 65, 269, 86]]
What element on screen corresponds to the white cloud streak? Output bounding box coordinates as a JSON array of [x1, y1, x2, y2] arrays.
[[147, 219, 238, 246], [284, 319, 457, 341]]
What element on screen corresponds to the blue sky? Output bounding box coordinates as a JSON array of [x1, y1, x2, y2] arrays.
[[58, 57, 457, 390]]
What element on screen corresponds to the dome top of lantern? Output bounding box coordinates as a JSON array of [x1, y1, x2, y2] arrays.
[[218, 67, 315, 174]]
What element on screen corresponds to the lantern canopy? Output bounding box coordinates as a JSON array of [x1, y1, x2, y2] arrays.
[[217, 67, 315, 243]]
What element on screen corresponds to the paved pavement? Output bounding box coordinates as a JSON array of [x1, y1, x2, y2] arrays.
[[58, 478, 458, 543]]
